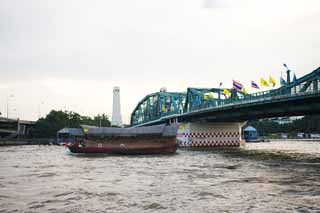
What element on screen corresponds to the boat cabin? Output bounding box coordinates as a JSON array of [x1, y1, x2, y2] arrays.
[[57, 128, 84, 145], [81, 124, 178, 141]]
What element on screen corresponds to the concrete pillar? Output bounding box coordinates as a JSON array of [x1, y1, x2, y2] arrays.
[[176, 122, 246, 147], [22, 125, 26, 135], [17, 120, 20, 135]]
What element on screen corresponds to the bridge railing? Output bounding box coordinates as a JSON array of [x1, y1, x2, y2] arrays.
[[186, 84, 320, 112]]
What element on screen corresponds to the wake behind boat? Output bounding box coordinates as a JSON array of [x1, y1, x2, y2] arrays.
[[62, 124, 178, 155]]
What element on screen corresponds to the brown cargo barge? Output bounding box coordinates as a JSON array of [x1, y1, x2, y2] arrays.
[[64, 124, 178, 155]]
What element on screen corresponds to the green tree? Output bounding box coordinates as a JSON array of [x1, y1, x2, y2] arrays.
[[92, 113, 111, 127], [31, 110, 111, 138]]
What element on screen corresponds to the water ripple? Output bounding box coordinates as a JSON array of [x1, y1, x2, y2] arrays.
[[0, 142, 319, 212]]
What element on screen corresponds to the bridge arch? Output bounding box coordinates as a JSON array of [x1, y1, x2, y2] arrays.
[[130, 92, 186, 126]]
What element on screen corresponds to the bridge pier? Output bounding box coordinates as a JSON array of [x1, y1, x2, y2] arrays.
[[176, 122, 246, 147]]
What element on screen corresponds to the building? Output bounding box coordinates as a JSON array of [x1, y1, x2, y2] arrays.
[[269, 116, 303, 125]]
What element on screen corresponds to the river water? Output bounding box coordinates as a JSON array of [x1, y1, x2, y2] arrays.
[[1, 141, 320, 213]]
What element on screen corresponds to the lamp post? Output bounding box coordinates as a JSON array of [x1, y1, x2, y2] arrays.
[[6, 94, 14, 119], [283, 63, 291, 83], [218, 82, 222, 105]]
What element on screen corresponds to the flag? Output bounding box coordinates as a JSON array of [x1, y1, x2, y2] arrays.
[[233, 80, 243, 92], [241, 87, 247, 94], [293, 73, 298, 84], [260, 78, 269, 87], [223, 88, 230, 96], [269, 76, 276, 87], [203, 93, 214, 100], [161, 105, 166, 112], [251, 81, 260, 89], [280, 77, 286, 86]]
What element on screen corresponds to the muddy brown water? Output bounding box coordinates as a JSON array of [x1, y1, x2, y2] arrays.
[[0, 141, 320, 213]]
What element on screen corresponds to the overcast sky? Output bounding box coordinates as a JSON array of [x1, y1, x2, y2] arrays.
[[1, 0, 320, 123]]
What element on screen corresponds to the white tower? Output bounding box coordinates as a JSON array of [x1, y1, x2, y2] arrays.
[[160, 87, 167, 92], [112, 86, 123, 126]]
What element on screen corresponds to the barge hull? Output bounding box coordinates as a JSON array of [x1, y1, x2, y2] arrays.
[[67, 145, 177, 155], [67, 137, 177, 155]]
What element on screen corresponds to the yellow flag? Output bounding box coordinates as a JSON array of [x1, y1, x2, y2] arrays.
[[223, 89, 230, 96], [241, 87, 247, 94], [161, 105, 166, 112], [204, 92, 214, 100], [260, 78, 269, 87], [269, 76, 276, 87]]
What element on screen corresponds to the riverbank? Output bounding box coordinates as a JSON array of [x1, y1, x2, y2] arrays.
[[0, 139, 57, 146], [266, 138, 320, 142], [243, 140, 320, 159]]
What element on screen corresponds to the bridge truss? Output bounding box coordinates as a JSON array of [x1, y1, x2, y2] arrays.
[[130, 67, 320, 126], [184, 87, 241, 112], [130, 92, 186, 126]]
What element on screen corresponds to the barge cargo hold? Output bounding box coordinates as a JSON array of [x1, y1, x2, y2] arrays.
[[65, 124, 178, 155]]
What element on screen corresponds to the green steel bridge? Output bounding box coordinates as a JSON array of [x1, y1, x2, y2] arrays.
[[130, 67, 320, 127]]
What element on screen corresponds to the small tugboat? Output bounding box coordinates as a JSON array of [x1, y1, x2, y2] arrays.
[[64, 124, 178, 155]]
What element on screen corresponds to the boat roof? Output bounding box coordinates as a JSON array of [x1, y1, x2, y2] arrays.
[[243, 126, 257, 132], [80, 124, 178, 137], [57, 128, 84, 136]]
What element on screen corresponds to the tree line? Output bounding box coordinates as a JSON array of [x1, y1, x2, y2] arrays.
[[248, 115, 320, 136], [31, 110, 112, 138]]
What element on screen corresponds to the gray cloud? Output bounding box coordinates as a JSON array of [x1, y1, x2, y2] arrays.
[[0, 0, 320, 122]]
